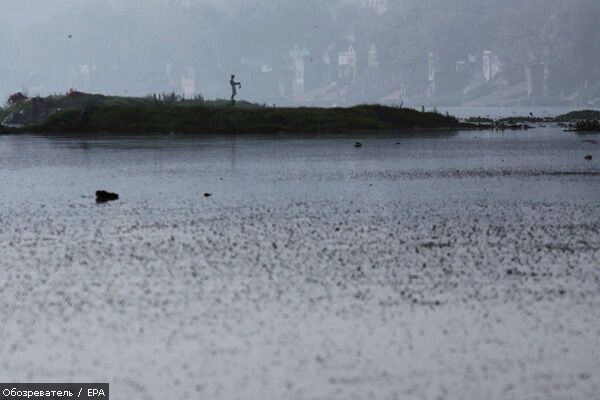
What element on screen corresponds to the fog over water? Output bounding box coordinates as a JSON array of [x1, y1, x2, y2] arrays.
[[1, 0, 599, 107]]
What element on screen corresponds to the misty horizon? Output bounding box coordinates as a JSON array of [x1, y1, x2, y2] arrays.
[[1, 2, 600, 399], [1, 0, 599, 106]]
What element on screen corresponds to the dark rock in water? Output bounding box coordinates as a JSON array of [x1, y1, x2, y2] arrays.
[[354, 142, 362, 148], [204, 193, 212, 197], [584, 155, 593, 161], [96, 190, 119, 203]]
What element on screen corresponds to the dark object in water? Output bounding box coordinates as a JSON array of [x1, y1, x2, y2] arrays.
[[204, 193, 212, 197], [96, 190, 119, 203], [584, 155, 593, 161], [574, 120, 600, 132], [354, 142, 362, 148]]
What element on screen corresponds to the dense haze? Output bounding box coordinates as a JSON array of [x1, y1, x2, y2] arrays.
[[1, 0, 599, 106]]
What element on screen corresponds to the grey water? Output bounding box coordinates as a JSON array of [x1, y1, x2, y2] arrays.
[[1, 128, 598, 207], [436, 106, 600, 119], [1, 127, 599, 400]]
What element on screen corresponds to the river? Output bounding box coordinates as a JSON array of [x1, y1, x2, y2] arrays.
[[0, 127, 599, 400]]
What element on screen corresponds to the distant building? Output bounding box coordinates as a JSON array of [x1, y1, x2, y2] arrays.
[[290, 46, 310, 96], [181, 67, 196, 98], [323, 47, 334, 83], [526, 63, 544, 96], [80, 65, 91, 91], [427, 52, 436, 97], [399, 82, 408, 101], [482, 50, 500, 81], [339, 45, 357, 82], [455, 55, 478, 74], [454, 54, 479, 90], [362, 0, 387, 14], [368, 44, 378, 68], [165, 64, 178, 91]]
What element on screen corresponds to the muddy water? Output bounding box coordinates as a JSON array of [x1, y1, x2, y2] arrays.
[[0, 129, 599, 399]]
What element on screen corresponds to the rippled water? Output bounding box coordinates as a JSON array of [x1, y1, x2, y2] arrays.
[[0, 128, 599, 400]]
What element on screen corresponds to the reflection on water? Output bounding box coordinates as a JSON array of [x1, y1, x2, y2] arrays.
[[1, 127, 599, 400], [0, 128, 598, 209]]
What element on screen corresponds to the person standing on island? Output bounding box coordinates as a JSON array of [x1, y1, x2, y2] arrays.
[[230, 75, 241, 105]]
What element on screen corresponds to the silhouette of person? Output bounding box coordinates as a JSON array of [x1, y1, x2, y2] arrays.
[[230, 75, 241, 105]]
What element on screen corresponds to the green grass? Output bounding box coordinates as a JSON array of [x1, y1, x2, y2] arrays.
[[556, 110, 600, 122], [573, 119, 600, 132], [4, 94, 599, 134], [27, 102, 459, 134]]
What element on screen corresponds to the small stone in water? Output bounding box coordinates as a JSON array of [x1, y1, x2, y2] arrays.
[[96, 190, 119, 203]]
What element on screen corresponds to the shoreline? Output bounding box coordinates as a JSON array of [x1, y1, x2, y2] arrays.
[[1, 94, 599, 135]]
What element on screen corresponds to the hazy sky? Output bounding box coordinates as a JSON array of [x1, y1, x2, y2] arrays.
[[1, 0, 598, 106]]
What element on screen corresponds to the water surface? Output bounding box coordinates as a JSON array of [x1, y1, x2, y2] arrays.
[[0, 128, 599, 400]]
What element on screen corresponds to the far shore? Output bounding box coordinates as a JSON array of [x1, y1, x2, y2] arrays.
[[1, 94, 599, 135]]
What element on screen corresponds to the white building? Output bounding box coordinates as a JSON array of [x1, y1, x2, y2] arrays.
[[368, 44, 379, 68], [427, 52, 436, 98], [80, 65, 91, 91], [181, 67, 196, 98], [339, 45, 357, 81], [363, 0, 387, 14], [482, 50, 501, 81], [290, 46, 310, 97]]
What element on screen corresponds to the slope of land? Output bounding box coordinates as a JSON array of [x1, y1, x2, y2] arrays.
[[1, 94, 460, 134]]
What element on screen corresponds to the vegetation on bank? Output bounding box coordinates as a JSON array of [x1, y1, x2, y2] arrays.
[[0, 93, 461, 134], [461, 110, 600, 132], [0, 93, 258, 125], [29, 104, 459, 134], [555, 110, 600, 122], [2, 93, 600, 134], [556, 110, 600, 132], [0, 106, 10, 121], [573, 120, 600, 132]]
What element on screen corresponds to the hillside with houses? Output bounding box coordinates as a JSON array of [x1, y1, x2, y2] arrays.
[[1, 0, 599, 107]]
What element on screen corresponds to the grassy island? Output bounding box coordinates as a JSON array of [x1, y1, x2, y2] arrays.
[[35, 104, 462, 134], [0, 94, 459, 134]]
